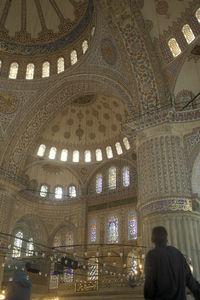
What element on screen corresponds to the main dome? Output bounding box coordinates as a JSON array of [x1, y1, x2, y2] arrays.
[[0, 0, 94, 56]]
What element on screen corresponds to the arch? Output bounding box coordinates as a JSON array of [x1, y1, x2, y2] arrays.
[[49, 221, 78, 246]]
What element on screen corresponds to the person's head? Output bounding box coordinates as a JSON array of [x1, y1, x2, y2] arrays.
[[151, 226, 168, 245]]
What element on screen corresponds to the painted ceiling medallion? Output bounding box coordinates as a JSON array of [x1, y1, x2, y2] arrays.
[[73, 94, 95, 105], [101, 38, 117, 66], [0, 93, 19, 114]]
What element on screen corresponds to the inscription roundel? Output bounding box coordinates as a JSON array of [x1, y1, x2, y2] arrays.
[[101, 38, 117, 66], [0, 93, 19, 114]]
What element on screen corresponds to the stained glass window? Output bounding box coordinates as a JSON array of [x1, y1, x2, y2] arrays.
[[196, 8, 200, 23], [82, 40, 88, 54], [90, 222, 97, 242], [88, 258, 98, 280], [37, 144, 46, 157], [128, 212, 137, 240], [106, 146, 113, 159], [71, 50, 78, 65], [69, 185, 77, 198], [55, 186, 63, 199], [85, 150, 91, 162], [49, 147, 57, 159], [123, 137, 130, 150], [57, 57, 65, 73], [107, 215, 119, 244], [66, 232, 73, 249], [26, 63, 34, 80], [73, 150, 79, 162], [182, 24, 195, 44], [54, 235, 61, 248], [63, 268, 73, 282], [26, 237, 34, 256], [123, 166, 130, 187], [115, 142, 123, 155], [9, 62, 19, 79], [96, 149, 102, 161], [0, 60, 2, 71], [40, 185, 48, 197], [108, 166, 116, 190], [60, 149, 68, 161], [13, 231, 23, 257], [168, 38, 181, 57], [96, 174, 102, 194], [42, 61, 50, 78]]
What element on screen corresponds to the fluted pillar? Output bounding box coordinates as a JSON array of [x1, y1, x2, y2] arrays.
[[135, 122, 200, 278]]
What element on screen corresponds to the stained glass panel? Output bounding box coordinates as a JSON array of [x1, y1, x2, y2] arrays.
[[196, 8, 200, 23], [55, 186, 63, 199], [107, 215, 119, 244], [42, 61, 50, 78], [115, 142, 123, 155], [73, 150, 79, 162], [85, 150, 91, 162], [60, 149, 68, 161], [90, 222, 97, 242], [82, 40, 88, 54], [37, 144, 46, 157], [0, 60, 2, 71], [182, 24, 195, 44], [63, 268, 73, 282], [66, 232, 73, 249], [123, 137, 130, 150], [71, 50, 78, 65], [128, 212, 137, 240], [96, 174, 102, 194], [168, 38, 181, 57], [9, 62, 19, 79], [26, 63, 34, 80], [88, 258, 98, 280], [96, 149, 102, 161], [57, 57, 65, 73], [106, 146, 113, 159], [69, 186, 76, 198], [26, 237, 34, 256], [40, 185, 48, 197], [54, 235, 61, 248], [13, 231, 23, 257], [49, 147, 57, 159], [108, 167, 116, 190], [123, 166, 130, 187]]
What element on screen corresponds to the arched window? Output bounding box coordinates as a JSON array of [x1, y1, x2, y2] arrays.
[[196, 8, 200, 23], [95, 149, 102, 161], [85, 150, 91, 162], [26, 237, 34, 256], [40, 185, 48, 197], [123, 137, 130, 150], [128, 212, 137, 240], [9, 62, 19, 79], [88, 258, 98, 280], [107, 215, 119, 244], [73, 150, 79, 162], [168, 38, 181, 57], [26, 63, 34, 80], [91, 26, 95, 36], [71, 50, 78, 65], [182, 24, 195, 44], [57, 57, 65, 73], [96, 174, 102, 194], [13, 231, 23, 257], [106, 146, 113, 159], [108, 166, 116, 190], [115, 142, 123, 155], [49, 147, 57, 159], [0, 60, 2, 71], [66, 232, 73, 249], [55, 186, 63, 199], [82, 40, 88, 54], [42, 61, 50, 78], [54, 235, 61, 248], [37, 144, 46, 157], [60, 149, 68, 162], [123, 166, 130, 187], [90, 221, 97, 243], [69, 185, 77, 198]]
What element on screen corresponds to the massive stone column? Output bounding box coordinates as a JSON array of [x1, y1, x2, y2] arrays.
[[131, 113, 200, 279]]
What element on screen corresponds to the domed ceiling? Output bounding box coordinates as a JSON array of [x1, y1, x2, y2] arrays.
[[0, 0, 94, 56], [37, 94, 129, 148]]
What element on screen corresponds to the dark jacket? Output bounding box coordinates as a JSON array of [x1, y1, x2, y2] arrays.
[[144, 245, 200, 300], [6, 270, 32, 300]]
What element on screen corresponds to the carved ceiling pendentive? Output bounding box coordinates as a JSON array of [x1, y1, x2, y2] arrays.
[[1, 74, 133, 175]]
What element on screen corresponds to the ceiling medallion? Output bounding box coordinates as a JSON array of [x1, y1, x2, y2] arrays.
[[0, 93, 19, 114], [73, 94, 95, 105]]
